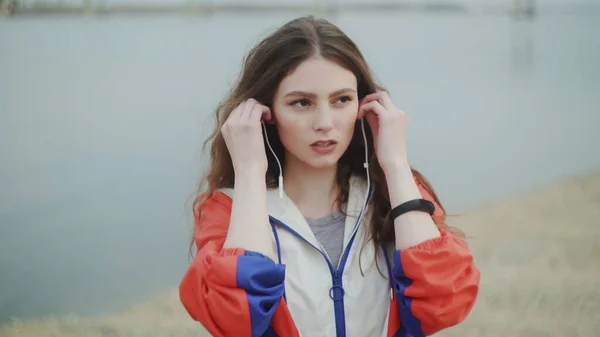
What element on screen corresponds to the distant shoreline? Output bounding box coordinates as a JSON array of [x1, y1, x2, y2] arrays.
[[2, 3, 467, 18], [0, 2, 538, 18], [2, 2, 598, 19]]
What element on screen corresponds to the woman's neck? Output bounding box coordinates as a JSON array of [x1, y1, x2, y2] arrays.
[[283, 159, 339, 219]]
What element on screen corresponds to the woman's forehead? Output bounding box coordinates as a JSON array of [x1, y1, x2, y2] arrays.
[[277, 57, 357, 97]]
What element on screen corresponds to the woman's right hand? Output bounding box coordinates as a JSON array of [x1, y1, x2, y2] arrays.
[[221, 99, 275, 259], [221, 98, 273, 176]]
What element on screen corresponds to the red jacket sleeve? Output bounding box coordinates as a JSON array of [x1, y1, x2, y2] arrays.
[[392, 178, 480, 336], [178, 191, 292, 337]]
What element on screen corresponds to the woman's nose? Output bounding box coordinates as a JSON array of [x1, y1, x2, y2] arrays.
[[313, 106, 334, 132]]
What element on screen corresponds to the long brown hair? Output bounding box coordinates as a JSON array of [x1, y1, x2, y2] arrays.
[[190, 16, 463, 258]]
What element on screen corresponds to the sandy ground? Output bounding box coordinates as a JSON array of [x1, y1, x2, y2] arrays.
[[1, 171, 599, 337]]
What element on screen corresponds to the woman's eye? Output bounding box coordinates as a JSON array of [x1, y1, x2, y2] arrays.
[[291, 99, 310, 107], [336, 96, 352, 104]]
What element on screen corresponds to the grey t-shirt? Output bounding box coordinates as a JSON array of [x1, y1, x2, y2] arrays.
[[305, 211, 346, 268]]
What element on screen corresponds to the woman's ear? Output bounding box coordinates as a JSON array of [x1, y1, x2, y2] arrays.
[[265, 105, 276, 124], [265, 115, 276, 125]]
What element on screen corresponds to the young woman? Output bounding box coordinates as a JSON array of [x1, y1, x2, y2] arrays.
[[179, 16, 480, 337]]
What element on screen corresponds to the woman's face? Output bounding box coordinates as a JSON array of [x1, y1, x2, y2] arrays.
[[272, 56, 359, 171]]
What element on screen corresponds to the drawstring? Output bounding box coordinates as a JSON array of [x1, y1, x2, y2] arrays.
[[382, 247, 394, 300]]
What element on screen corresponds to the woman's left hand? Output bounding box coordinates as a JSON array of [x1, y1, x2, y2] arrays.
[[358, 91, 409, 173]]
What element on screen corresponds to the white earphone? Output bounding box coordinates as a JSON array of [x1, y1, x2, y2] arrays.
[[262, 121, 285, 198]]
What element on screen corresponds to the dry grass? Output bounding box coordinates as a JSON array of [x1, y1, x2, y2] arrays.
[[439, 170, 600, 337], [2, 171, 599, 337]]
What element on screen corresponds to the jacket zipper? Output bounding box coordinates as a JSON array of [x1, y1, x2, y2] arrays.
[[269, 199, 368, 337]]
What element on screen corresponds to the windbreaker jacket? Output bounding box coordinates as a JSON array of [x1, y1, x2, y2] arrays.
[[179, 174, 480, 337]]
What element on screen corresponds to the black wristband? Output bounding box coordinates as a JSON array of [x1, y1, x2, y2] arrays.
[[390, 199, 435, 220]]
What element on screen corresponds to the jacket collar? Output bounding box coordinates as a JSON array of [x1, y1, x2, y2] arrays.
[[219, 176, 371, 253]]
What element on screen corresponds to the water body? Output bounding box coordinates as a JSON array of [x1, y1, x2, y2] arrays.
[[0, 7, 599, 324]]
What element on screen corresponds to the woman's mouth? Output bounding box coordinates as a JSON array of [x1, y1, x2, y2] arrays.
[[311, 140, 337, 154]]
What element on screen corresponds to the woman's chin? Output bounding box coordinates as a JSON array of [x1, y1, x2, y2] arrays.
[[286, 147, 347, 171], [303, 154, 342, 170]]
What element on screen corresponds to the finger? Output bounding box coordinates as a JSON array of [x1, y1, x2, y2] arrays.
[[361, 91, 393, 109], [227, 103, 244, 123], [240, 98, 257, 119], [358, 100, 387, 119], [249, 103, 272, 122]]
